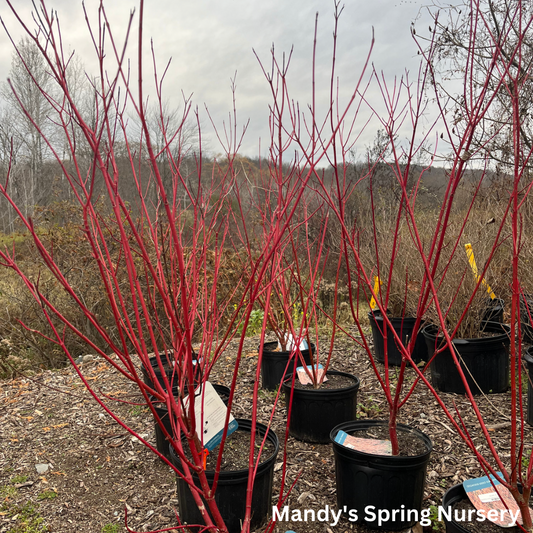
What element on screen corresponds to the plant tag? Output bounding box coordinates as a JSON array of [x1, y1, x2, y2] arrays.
[[463, 473, 531, 527], [334, 430, 391, 455], [185, 381, 238, 452], [278, 334, 308, 352], [296, 364, 327, 385]]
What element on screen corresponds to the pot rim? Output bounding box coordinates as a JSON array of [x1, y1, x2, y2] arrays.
[[524, 346, 533, 364], [330, 419, 433, 459], [259, 340, 316, 355], [422, 321, 511, 344], [169, 418, 279, 479], [281, 369, 360, 393], [368, 309, 420, 321]]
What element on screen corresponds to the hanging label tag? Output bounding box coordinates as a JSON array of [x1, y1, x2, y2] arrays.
[[463, 473, 531, 527], [296, 364, 327, 385], [278, 334, 308, 352], [185, 381, 238, 452], [334, 430, 391, 455]]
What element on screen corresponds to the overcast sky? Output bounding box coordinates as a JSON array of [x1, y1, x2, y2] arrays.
[[0, 0, 436, 161]]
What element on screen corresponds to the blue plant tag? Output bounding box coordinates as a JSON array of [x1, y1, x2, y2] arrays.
[[296, 364, 324, 372], [205, 418, 239, 451]]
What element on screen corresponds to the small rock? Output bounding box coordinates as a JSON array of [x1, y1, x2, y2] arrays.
[[131, 433, 149, 443], [35, 463, 50, 474], [83, 354, 96, 363], [297, 491, 315, 504], [14, 481, 34, 489]]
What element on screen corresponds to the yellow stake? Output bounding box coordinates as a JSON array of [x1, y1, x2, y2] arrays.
[[369, 275, 383, 310], [464, 243, 496, 299]]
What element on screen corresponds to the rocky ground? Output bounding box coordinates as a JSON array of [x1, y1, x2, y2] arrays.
[[0, 330, 528, 533]]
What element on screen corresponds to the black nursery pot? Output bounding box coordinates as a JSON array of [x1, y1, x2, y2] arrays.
[[151, 384, 230, 459], [524, 347, 533, 427], [441, 483, 475, 533], [281, 370, 360, 443], [368, 311, 428, 366], [481, 298, 505, 326], [169, 418, 279, 533], [521, 295, 533, 343], [422, 322, 510, 395], [260, 341, 315, 390], [142, 352, 203, 392], [141, 354, 175, 391], [330, 420, 433, 531]]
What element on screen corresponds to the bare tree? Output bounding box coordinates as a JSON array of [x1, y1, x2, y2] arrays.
[[1, 37, 56, 215], [424, 0, 533, 171]]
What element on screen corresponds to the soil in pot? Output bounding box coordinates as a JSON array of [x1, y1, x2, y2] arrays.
[[368, 311, 428, 366], [260, 340, 314, 390], [330, 420, 433, 531], [282, 370, 360, 443], [169, 418, 279, 533], [423, 322, 510, 395]]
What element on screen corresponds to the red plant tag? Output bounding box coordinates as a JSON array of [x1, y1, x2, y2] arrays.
[[464, 474, 530, 527], [296, 364, 327, 385], [334, 430, 392, 455]]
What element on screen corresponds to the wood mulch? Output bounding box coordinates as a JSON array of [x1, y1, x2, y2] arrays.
[[0, 329, 529, 533]]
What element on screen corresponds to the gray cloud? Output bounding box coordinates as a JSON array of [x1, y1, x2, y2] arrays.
[[0, 0, 434, 160]]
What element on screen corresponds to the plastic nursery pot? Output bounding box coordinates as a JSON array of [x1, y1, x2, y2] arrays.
[[481, 298, 505, 326], [441, 483, 469, 533], [151, 384, 230, 460], [168, 418, 279, 533], [442, 482, 530, 533], [259, 340, 315, 390], [367, 311, 428, 367], [422, 322, 511, 395], [520, 295, 533, 344], [441, 483, 510, 533], [281, 370, 360, 443], [141, 354, 175, 391], [524, 347, 533, 427], [142, 353, 202, 392], [330, 420, 433, 531]]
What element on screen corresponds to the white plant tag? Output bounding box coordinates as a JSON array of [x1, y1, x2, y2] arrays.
[[278, 334, 308, 352], [185, 381, 238, 452]]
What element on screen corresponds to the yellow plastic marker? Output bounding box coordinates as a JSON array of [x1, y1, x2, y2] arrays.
[[464, 243, 496, 299], [369, 275, 383, 310]]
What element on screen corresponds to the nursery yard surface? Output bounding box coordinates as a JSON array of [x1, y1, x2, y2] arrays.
[[0, 330, 529, 533]]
